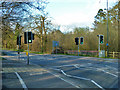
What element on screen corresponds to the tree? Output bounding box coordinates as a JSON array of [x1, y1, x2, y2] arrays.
[[118, 1, 120, 58], [94, 9, 106, 29], [1, 1, 50, 50], [93, 3, 118, 52]]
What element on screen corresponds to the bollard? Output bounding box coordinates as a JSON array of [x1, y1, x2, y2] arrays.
[[113, 52, 115, 58], [105, 51, 107, 57]]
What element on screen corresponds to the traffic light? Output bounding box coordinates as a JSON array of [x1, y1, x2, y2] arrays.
[[28, 32, 32, 43], [17, 36, 21, 45], [32, 33, 34, 40], [24, 32, 27, 44], [99, 35, 104, 44], [75, 37, 79, 45], [80, 37, 84, 45], [24, 32, 33, 44]]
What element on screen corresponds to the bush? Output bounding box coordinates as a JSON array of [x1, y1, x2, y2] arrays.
[[17, 49, 24, 52], [52, 48, 64, 54]]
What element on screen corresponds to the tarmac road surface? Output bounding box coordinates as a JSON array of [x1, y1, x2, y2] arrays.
[[1, 50, 119, 89]]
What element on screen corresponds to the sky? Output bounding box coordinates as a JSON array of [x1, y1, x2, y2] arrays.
[[46, 0, 118, 32]]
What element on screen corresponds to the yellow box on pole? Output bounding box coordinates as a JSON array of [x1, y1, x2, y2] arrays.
[[26, 52, 28, 56]]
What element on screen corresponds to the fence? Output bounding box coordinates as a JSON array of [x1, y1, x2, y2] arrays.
[[107, 51, 120, 58], [65, 50, 120, 58], [65, 50, 99, 56]]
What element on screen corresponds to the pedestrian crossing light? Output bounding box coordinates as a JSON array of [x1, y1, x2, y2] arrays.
[[80, 37, 84, 45], [99, 35, 104, 44]]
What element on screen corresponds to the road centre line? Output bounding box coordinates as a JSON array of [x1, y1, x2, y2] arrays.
[[52, 64, 118, 78], [47, 71, 80, 88], [73, 64, 118, 78], [100, 69, 118, 77], [49, 67, 104, 89], [60, 70, 104, 90], [52, 64, 77, 68], [29, 63, 80, 88], [105, 65, 118, 70], [15, 72, 28, 90]]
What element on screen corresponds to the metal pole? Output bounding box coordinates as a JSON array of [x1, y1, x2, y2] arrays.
[[118, 1, 120, 59], [98, 36, 100, 57], [17, 45, 18, 59], [27, 32, 29, 65], [78, 38, 79, 56], [78, 45, 79, 56], [56, 45, 57, 54], [107, 0, 109, 57], [41, 16, 43, 53], [19, 34, 20, 60]]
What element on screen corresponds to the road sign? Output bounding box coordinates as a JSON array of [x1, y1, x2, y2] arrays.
[[56, 43, 58, 46], [52, 41, 59, 47], [106, 43, 109, 46]]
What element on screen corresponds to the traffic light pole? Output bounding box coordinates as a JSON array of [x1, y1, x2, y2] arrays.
[[78, 38, 79, 56], [98, 35, 101, 57], [98, 40, 100, 57], [19, 34, 20, 60], [78, 44, 79, 56], [56, 45, 57, 54], [27, 32, 29, 65], [106, 0, 109, 57]]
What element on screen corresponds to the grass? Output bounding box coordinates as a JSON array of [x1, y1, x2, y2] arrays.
[[1, 52, 7, 56], [100, 56, 118, 59], [0, 57, 7, 60], [2, 48, 17, 51], [17, 49, 24, 52], [29, 51, 44, 54]]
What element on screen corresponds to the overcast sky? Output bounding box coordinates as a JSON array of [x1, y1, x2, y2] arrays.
[[46, 0, 118, 32]]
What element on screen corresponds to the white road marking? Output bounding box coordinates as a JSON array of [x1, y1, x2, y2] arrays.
[[15, 72, 28, 90], [74, 65, 79, 68], [32, 64, 81, 88], [61, 70, 90, 81], [100, 70, 118, 77], [105, 65, 118, 70], [49, 68, 61, 71], [30, 72, 43, 75], [48, 71, 80, 88], [88, 63, 92, 65], [53, 64, 75, 68], [74, 64, 118, 78], [60, 70, 104, 90], [91, 80, 104, 89]]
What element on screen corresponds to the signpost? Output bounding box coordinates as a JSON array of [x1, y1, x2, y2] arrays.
[[27, 32, 29, 65], [97, 35, 104, 57], [52, 41, 59, 54], [75, 37, 84, 56], [17, 35, 22, 60]]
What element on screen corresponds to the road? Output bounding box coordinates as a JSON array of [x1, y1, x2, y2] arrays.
[[1, 50, 119, 89]]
